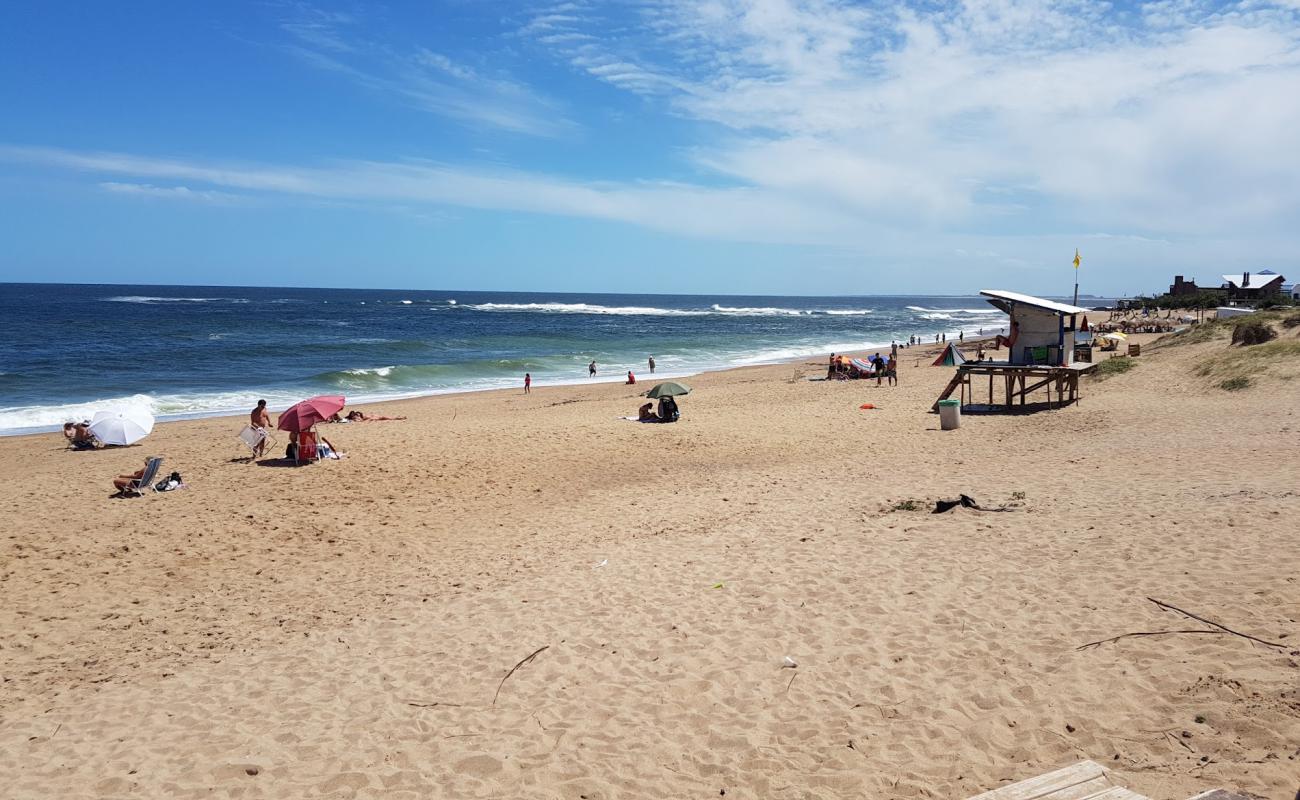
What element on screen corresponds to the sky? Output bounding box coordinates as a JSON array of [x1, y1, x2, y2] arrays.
[[1, 1, 1298, 297]]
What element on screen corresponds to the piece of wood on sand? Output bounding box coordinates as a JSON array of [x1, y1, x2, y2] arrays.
[[964, 759, 1151, 800]]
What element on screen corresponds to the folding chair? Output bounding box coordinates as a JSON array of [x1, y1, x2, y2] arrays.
[[120, 457, 164, 497], [237, 426, 272, 459]]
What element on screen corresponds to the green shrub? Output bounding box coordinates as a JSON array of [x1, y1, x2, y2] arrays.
[[1093, 357, 1136, 379], [1231, 321, 1276, 346], [891, 500, 920, 512]]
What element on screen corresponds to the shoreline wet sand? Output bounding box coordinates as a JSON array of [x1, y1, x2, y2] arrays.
[[1, 332, 1296, 798]]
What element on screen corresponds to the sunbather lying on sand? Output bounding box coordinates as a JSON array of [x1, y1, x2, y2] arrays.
[[63, 422, 97, 450], [346, 410, 405, 421]]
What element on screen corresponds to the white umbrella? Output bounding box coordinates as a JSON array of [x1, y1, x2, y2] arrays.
[[89, 407, 155, 446]]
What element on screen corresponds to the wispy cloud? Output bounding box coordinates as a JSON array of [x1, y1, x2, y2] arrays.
[[277, 3, 575, 137], [514, 0, 1300, 234], [98, 181, 242, 203]]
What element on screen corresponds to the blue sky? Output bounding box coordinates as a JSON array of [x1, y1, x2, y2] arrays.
[[2, 1, 1298, 296]]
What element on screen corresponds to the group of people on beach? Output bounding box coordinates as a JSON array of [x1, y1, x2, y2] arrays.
[[637, 396, 680, 423], [533, 355, 658, 393], [827, 352, 898, 385], [246, 399, 402, 462]]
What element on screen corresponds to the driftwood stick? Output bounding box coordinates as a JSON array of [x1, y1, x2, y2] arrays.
[[493, 645, 549, 705], [1147, 597, 1287, 650], [1076, 629, 1226, 650], [407, 701, 463, 708], [784, 671, 798, 695]]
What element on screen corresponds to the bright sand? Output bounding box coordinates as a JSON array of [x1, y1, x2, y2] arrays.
[[1, 333, 1297, 799]]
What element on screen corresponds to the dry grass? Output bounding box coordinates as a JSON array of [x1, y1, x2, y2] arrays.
[[1194, 339, 1300, 389]]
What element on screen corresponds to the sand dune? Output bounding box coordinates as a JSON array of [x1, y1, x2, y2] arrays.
[[1, 331, 1297, 798]]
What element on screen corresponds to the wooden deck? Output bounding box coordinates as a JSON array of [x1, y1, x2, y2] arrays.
[[933, 361, 1098, 412], [965, 760, 1149, 800]]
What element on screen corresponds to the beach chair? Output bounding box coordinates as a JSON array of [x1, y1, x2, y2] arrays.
[[120, 457, 164, 497], [965, 760, 1149, 800], [295, 431, 318, 465], [237, 425, 271, 459]]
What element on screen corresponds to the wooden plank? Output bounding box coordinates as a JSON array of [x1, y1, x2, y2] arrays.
[[966, 761, 1105, 799], [1079, 790, 1149, 800], [932, 371, 965, 411]]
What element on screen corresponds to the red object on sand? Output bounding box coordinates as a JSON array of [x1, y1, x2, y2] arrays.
[[278, 395, 346, 432], [295, 430, 319, 464], [859, 403, 876, 410]]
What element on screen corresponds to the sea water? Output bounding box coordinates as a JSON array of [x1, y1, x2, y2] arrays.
[[0, 283, 1086, 435]]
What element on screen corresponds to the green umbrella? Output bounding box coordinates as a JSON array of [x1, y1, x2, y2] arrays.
[[646, 381, 691, 399]]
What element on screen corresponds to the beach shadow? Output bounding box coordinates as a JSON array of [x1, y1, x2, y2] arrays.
[[254, 458, 315, 468], [957, 402, 1078, 416]]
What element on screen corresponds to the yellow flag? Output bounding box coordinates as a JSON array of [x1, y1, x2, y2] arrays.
[[1073, 248, 1081, 269]]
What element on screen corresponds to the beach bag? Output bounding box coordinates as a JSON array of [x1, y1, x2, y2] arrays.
[[155, 471, 182, 492]]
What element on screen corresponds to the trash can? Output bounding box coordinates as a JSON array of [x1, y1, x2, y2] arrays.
[[937, 399, 961, 430]]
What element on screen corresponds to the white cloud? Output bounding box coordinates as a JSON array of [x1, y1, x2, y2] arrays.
[[98, 181, 241, 203], [516, 0, 1300, 235]]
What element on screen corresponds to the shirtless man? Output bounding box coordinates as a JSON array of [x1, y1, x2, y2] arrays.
[[250, 400, 272, 457]]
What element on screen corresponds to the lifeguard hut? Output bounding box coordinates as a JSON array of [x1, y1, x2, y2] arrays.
[[932, 290, 1098, 412]]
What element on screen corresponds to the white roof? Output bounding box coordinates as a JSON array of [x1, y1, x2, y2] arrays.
[[979, 290, 1088, 316], [1222, 273, 1284, 289]]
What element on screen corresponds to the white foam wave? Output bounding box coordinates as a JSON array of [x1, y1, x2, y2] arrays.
[[468, 302, 709, 316], [400, 300, 413, 305], [906, 305, 1002, 314], [342, 366, 395, 377], [822, 309, 875, 316], [710, 304, 807, 316], [104, 296, 221, 304]]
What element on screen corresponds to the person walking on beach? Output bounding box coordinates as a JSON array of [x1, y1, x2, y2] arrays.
[[886, 355, 898, 386], [250, 399, 271, 457], [648, 355, 655, 374], [524, 373, 531, 394], [589, 360, 597, 377]]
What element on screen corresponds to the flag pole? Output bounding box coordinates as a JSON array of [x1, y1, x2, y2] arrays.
[[1072, 248, 1081, 306]]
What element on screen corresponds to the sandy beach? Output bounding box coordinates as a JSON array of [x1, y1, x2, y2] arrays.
[[1, 328, 1297, 799]]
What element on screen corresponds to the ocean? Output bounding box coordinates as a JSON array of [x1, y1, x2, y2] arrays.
[[0, 283, 1057, 436]]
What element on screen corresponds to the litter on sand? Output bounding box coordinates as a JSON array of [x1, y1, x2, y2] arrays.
[[932, 494, 1013, 514]]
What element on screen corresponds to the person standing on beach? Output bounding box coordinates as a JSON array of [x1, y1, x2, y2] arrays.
[[524, 373, 531, 394], [648, 356, 655, 374], [589, 360, 597, 377], [250, 399, 271, 457], [891, 341, 898, 359], [886, 355, 898, 386]]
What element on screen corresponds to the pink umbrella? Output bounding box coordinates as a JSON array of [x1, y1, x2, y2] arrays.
[[277, 395, 346, 432]]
